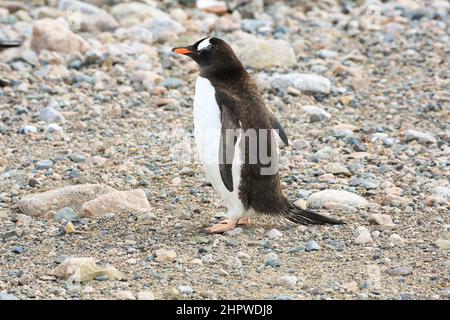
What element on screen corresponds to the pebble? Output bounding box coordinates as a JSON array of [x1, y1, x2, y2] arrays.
[[305, 240, 321, 252], [12, 246, 25, 254], [277, 275, 298, 289], [18, 125, 37, 134], [368, 214, 395, 230], [316, 49, 338, 59], [224, 227, 243, 237], [266, 229, 282, 239], [36, 159, 53, 170], [45, 123, 63, 134], [68, 153, 87, 163], [39, 106, 65, 123], [404, 130, 436, 144], [354, 227, 373, 245], [264, 253, 280, 267], [0, 292, 19, 300], [177, 285, 194, 296], [301, 105, 331, 122], [114, 291, 135, 300], [435, 239, 450, 250], [137, 291, 155, 300], [227, 256, 243, 270], [389, 234, 405, 246], [154, 249, 177, 263], [388, 266, 413, 276], [54, 207, 79, 222]]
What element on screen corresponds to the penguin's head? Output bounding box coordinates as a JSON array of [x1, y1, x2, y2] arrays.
[[172, 37, 241, 70]]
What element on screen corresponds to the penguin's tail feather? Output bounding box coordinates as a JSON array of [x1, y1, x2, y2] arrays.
[[283, 203, 344, 225]]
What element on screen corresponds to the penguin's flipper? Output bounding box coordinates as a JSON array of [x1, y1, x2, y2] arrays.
[[270, 114, 289, 146], [217, 91, 240, 192]]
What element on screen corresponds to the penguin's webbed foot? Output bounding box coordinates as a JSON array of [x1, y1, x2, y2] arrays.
[[237, 217, 251, 226], [206, 219, 237, 234]]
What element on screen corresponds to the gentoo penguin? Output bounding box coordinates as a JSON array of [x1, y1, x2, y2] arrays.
[[172, 37, 343, 233], [0, 40, 22, 87]]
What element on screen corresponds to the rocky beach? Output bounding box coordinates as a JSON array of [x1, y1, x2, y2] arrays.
[[0, 0, 449, 300]]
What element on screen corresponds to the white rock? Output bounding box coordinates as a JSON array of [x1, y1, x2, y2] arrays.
[[270, 73, 331, 94], [177, 285, 194, 296], [154, 249, 177, 263], [114, 290, 135, 300], [368, 214, 395, 229], [227, 256, 243, 270], [307, 190, 369, 209], [354, 226, 373, 245], [301, 105, 331, 122], [233, 34, 296, 69], [137, 291, 155, 300], [111, 2, 169, 22], [389, 234, 405, 246], [404, 130, 436, 144], [277, 275, 298, 289], [436, 239, 450, 250], [266, 229, 282, 239]]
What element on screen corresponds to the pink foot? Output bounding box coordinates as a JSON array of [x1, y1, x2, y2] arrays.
[[237, 217, 251, 226], [206, 219, 237, 234]]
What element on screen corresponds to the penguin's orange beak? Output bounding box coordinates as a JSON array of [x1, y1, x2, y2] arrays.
[[172, 46, 193, 55]]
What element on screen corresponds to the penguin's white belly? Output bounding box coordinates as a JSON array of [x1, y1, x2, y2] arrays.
[[193, 76, 244, 218]]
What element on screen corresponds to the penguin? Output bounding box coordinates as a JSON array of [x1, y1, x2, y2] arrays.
[[0, 40, 22, 87], [172, 37, 343, 233]]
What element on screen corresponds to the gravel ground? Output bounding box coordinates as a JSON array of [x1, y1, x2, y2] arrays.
[[0, 0, 449, 300]]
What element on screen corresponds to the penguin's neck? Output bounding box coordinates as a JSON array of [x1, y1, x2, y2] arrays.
[[200, 63, 247, 84]]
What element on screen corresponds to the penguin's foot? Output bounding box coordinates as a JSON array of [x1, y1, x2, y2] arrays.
[[206, 219, 237, 234], [237, 217, 251, 226]]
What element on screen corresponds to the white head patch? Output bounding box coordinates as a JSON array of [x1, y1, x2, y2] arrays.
[[197, 37, 212, 52]]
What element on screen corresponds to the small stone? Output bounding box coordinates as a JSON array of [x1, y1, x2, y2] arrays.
[[264, 253, 280, 267], [154, 249, 177, 263], [177, 285, 194, 296], [54, 207, 79, 222], [12, 246, 25, 254], [190, 259, 203, 265], [18, 125, 37, 134], [266, 229, 282, 239], [301, 105, 331, 122], [270, 73, 331, 94], [36, 159, 53, 170], [404, 130, 436, 144], [368, 214, 395, 229], [114, 291, 135, 300], [388, 266, 413, 276], [40, 106, 64, 123], [227, 256, 243, 270], [46, 123, 63, 134], [277, 275, 298, 289], [224, 228, 243, 237], [64, 221, 76, 234], [354, 227, 373, 245], [305, 240, 321, 252], [435, 239, 450, 250], [390, 234, 405, 246], [68, 153, 87, 163], [324, 163, 351, 176], [316, 49, 338, 59], [137, 291, 155, 300], [0, 292, 19, 300], [293, 199, 308, 210]]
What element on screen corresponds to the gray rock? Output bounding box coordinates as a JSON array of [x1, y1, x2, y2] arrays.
[[404, 130, 436, 144], [227, 256, 243, 270], [266, 229, 282, 239], [307, 190, 369, 209], [111, 2, 169, 22], [316, 49, 338, 59], [305, 240, 321, 252], [241, 19, 273, 34], [350, 177, 380, 189], [264, 253, 280, 267], [39, 106, 64, 123], [0, 292, 19, 300], [388, 266, 413, 276], [68, 153, 86, 163], [54, 207, 79, 222], [161, 77, 183, 89], [12, 246, 25, 254], [435, 239, 450, 250], [144, 17, 185, 42], [301, 105, 331, 122], [36, 159, 53, 170], [270, 73, 331, 94]]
